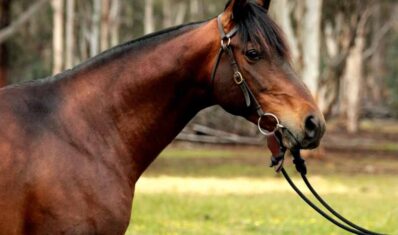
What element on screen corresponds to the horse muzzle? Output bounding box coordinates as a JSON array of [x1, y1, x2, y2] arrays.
[[278, 114, 326, 150]]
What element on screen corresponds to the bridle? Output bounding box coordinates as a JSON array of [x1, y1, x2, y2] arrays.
[[211, 14, 387, 235], [210, 14, 284, 137]]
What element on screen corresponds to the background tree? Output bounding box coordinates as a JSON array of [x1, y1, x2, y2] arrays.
[[1, 0, 398, 136], [90, 0, 101, 57], [100, 0, 110, 51], [109, 0, 120, 47], [0, 0, 11, 87], [342, 5, 370, 133], [301, 0, 323, 98], [0, 0, 49, 85], [65, 0, 75, 69], [144, 0, 154, 34], [51, 0, 64, 74]]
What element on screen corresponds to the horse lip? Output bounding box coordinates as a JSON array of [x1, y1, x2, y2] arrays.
[[278, 128, 300, 149], [301, 138, 321, 149], [279, 127, 322, 150]]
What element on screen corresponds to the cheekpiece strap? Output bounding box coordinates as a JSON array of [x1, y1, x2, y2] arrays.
[[213, 14, 264, 115]]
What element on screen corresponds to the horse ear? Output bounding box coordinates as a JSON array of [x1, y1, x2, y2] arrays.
[[225, 0, 249, 10], [226, 0, 271, 12], [256, 0, 271, 11], [225, 0, 270, 20], [225, 0, 249, 20]]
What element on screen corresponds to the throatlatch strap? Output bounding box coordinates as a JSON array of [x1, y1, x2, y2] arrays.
[[210, 48, 224, 85]]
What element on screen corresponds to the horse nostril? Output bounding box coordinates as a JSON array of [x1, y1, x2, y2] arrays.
[[302, 115, 325, 149], [304, 115, 319, 139]]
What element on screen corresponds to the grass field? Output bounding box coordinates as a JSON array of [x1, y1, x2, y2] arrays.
[[125, 144, 398, 235]]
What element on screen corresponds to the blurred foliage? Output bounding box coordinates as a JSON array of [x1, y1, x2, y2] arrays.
[[7, 2, 52, 81], [4, 0, 226, 82], [386, 33, 398, 117]]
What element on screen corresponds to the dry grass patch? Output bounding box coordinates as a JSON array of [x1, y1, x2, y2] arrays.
[[136, 176, 353, 195]]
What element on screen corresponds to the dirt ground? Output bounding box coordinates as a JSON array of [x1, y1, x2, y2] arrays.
[[165, 119, 398, 176], [314, 119, 398, 175]]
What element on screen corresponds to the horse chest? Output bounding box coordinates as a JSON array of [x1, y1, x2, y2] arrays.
[[22, 172, 133, 235], [0, 143, 133, 234]]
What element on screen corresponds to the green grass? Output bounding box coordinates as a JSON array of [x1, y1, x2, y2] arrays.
[[126, 147, 398, 235], [361, 119, 398, 134], [128, 192, 397, 235], [374, 143, 398, 152]]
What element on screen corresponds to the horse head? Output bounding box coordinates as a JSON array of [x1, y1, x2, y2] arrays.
[[212, 0, 325, 150]]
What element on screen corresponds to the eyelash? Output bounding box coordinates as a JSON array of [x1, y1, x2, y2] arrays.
[[245, 49, 262, 61]]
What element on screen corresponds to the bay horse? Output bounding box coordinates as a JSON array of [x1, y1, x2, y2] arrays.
[[0, 0, 325, 234]]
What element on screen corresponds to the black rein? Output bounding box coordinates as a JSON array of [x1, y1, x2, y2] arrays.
[[281, 150, 386, 235], [211, 14, 388, 235]]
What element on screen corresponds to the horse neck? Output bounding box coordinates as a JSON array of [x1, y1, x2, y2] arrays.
[[60, 20, 219, 181]]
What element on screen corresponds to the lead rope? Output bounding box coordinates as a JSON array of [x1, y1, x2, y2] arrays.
[[278, 149, 386, 235]]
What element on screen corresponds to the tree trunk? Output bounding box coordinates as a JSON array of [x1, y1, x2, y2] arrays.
[[366, 2, 387, 107], [52, 0, 64, 75], [344, 18, 367, 133], [144, 0, 154, 34], [0, 0, 10, 87], [163, 0, 173, 28], [175, 2, 187, 25], [100, 0, 110, 51], [90, 0, 101, 57], [269, 0, 300, 65], [318, 7, 359, 118], [190, 0, 203, 21], [79, 17, 89, 62], [318, 22, 339, 116], [65, 0, 75, 69], [344, 38, 364, 133], [301, 0, 323, 98], [367, 45, 386, 106], [109, 0, 120, 47]]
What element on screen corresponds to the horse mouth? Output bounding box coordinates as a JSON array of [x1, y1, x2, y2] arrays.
[[275, 128, 300, 149], [276, 126, 322, 150]]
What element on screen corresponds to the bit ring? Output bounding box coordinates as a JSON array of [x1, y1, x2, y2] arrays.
[[257, 113, 284, 136]]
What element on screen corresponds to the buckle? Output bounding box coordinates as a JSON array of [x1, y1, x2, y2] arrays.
[[221, 37, 231, 50]]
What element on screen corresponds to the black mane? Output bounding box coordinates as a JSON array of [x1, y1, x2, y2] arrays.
[[80, 21, 204, 68], [53, 21, 205, 79], [111, 21, 205, 54], [7, 1, 289, 88], [3, 22, 204, 88]]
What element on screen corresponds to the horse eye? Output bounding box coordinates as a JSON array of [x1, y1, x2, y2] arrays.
[[245, 49, 262, 61]]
